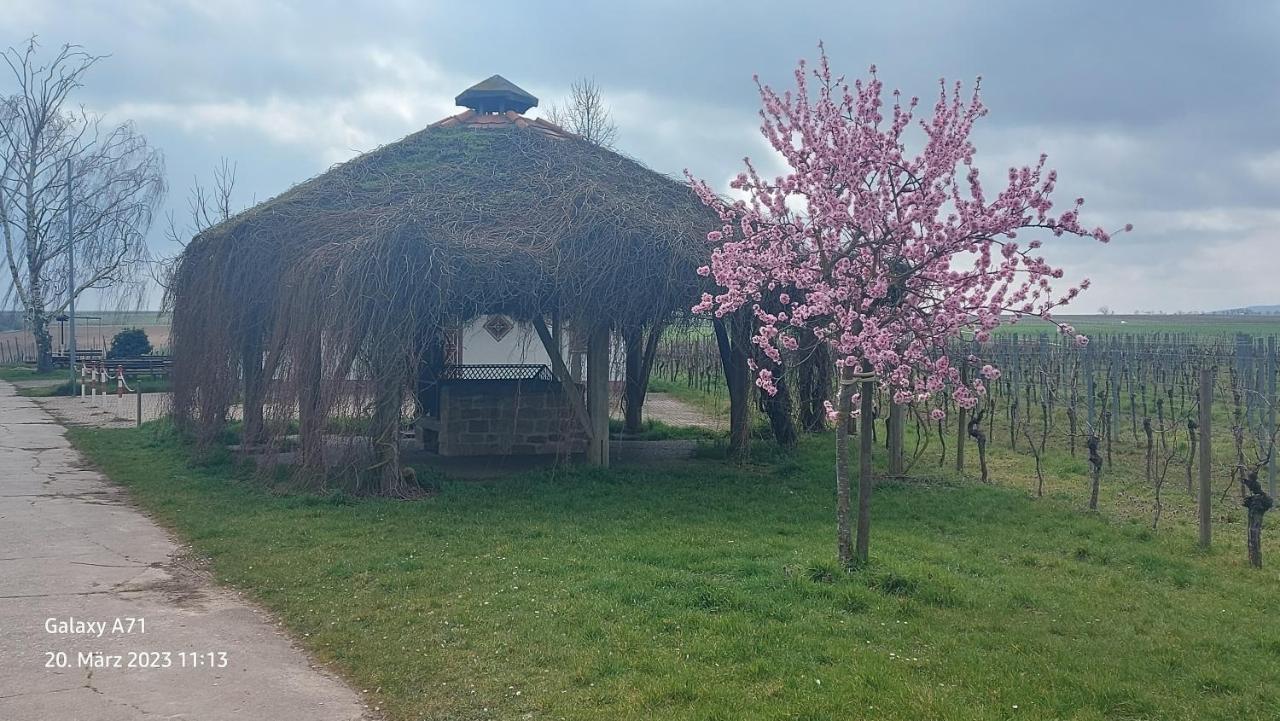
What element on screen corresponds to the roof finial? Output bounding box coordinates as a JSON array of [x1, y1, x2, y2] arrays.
[[456, 75, 538, 115]]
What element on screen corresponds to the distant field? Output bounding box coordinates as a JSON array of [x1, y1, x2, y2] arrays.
[[3, 313, 1280, 361], [0, 310, 171, 357], [996, 315, 1280, 339]]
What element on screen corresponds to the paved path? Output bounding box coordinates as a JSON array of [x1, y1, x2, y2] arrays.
[[0, 381, 371, 720]]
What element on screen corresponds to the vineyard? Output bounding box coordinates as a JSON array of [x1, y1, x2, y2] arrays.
[[654, 319, 1280, 566]]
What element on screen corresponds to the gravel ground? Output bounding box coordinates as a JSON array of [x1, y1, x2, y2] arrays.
[[36, 391, 173, 428], [43, 390, 723, 433], [9, 378, 67, 389], [621, 392, 724, 430]]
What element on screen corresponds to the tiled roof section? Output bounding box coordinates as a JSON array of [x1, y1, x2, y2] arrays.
[[429, 109, 573, 139]]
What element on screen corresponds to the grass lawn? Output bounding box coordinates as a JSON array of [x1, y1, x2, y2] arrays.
[[0, 365, 72, 382], [68, 421, 1279, 721]]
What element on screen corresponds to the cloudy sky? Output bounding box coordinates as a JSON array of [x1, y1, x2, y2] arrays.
[[5, 0, 1279, 312]]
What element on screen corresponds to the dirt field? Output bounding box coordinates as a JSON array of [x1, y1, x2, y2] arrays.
[[0, 312, 170, 360]]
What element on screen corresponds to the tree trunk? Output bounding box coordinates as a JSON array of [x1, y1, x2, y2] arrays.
[[1241, 467, 1272, 568], [1245, 497, 1271, 568], [835, 366, 854, 567], [1066, 406, 1077, 457], [241, 326, 266, 446], [297, 333, 325, 477], [968, 409, 989, 484], [622, 327, 645, 434], [1087, 434, 1103, 510], [854, 373, 875, 566], [759, 370, 798, 449], [621, 324, 663, 435], [30, 289, 53, 372], [713, 314, 752, 461], [370, 376, 409, 497], [797, 332, 831, 432]]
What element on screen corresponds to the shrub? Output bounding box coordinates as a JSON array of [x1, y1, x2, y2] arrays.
[[108, 327, 152, 358]]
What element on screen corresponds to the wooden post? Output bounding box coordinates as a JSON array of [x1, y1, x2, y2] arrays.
[[136, 385, 142, 427], [1269, 336, 1277, 497], [955, 361, 967, 474], [1199, 366, 1214, 549], [586, 325, 610, 467], [887, 401, 904, 476], [835, 366, 854, 567], [855, 373, 875, 565], [1085, 343, 1096, 435]]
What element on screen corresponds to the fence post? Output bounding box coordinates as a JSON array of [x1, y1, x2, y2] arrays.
[[887, 401, 904, 476], [1085, 343, 1096, 435], [1268, 336, 1277, 498], [1198, 365, 1214, 549], [136, 384, 143, 427]]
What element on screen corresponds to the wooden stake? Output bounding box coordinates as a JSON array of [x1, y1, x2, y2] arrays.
[[1199, 366, 1214, 549], [586, 325, 610, 467]]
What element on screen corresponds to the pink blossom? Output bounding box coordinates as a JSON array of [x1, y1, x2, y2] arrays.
[[688, 47, 1122, 411], [930, 408, 946, 421]]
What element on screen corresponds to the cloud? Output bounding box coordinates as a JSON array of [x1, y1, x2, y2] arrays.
[[100, 46, 462, 166], [3, 0, 1277, 311]]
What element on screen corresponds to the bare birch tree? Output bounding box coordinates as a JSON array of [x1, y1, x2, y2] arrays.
[[153, 157, 238, 305], [544, 78, 618, 149], [0, 39, 165, 371]]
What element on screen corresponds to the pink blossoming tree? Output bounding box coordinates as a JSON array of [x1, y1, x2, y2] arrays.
[[690, 48, 1128, 566]]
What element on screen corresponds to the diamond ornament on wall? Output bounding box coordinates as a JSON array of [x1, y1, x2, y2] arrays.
[[483, 315, 514, 342]]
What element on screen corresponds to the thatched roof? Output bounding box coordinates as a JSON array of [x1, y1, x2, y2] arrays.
[[455, 74, 538, 114], [178, 103, 713, 329], [168, 81, 716, 466]]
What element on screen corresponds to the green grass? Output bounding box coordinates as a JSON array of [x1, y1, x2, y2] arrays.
[[0, 365, 72, 382], [68, 421, 1280, 721], [609, 417, 722, 441]]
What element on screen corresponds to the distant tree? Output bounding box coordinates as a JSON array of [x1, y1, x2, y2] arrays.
[[691, 48, 1126, 566], [1098, 305, 1111, 315], [108, 326, 151, 358], [154, 158, 239, 306], [0, 38, 165, 372], [545, 78, 618, 149]]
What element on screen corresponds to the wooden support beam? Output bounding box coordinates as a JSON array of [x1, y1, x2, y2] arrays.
[[532, 317, 593, 441], [586, 325, 611, 467]]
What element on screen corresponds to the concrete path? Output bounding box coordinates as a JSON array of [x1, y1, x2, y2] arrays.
[[0, 382, 371, 720]]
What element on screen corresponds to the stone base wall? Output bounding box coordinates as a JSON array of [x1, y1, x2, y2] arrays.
[[437, 379, 589, 456]]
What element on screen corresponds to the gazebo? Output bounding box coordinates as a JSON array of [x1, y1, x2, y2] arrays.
[[169, 75, 713, 495]]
